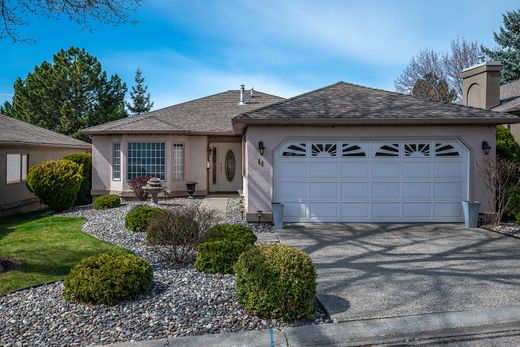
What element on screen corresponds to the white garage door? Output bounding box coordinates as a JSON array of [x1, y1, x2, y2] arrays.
[[274, 140, 469, 223]]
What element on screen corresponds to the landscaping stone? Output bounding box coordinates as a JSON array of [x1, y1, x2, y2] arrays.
[[0, 197, 326, 346]]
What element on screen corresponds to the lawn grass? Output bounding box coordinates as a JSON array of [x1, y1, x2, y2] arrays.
[[0, 210, 126, 294]]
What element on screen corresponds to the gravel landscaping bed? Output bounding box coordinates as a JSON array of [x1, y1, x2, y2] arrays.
[[0, 197, 327, 346], [484, 223, 520, 238]]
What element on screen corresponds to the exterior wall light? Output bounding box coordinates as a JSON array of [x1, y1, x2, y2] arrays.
[[482, 141, 491, 155], [258, 141, 265, 156]]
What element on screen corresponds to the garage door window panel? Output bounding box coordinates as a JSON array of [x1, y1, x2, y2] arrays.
[[311, 143, 337, 157], [281, 143, 307, 157]]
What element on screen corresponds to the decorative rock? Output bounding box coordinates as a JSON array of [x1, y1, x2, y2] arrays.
[[0, 197, 327, 346]]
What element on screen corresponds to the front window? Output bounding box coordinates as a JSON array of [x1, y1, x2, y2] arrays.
[[112, 143, 121, 180], [6, 153, 28, 184], [127, 142, 165, 180], [172, 143, 184, 180]]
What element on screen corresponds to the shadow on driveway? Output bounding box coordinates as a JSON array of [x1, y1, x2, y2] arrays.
[[278, 224, 520, 322]]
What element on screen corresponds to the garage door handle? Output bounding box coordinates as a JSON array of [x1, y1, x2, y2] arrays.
[[220, 162, 222, 173]]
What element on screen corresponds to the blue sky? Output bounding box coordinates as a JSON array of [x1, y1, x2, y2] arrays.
[[0, 0, 518, 109]]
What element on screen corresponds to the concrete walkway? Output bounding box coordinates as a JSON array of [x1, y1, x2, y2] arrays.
[[97, 305, 520, 346], [200, 197, 230, 219]]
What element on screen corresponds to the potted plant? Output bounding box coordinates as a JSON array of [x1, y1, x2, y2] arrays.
[[186, 181, 197, 198]]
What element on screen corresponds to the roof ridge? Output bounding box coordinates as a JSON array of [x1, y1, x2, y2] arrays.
[[236, 81, 346, 118]]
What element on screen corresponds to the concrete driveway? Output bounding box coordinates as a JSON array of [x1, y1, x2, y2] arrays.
[[278, 224, 520, 322]]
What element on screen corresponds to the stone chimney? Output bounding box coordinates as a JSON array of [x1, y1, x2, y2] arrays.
[[461, 62, 501, 110]]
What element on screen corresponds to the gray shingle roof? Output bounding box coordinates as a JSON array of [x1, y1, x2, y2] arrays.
[[234, 81, 520, 128], [82, 90, 284, 135], [0, 114, 90, 148], [494, 80, 520, 113]]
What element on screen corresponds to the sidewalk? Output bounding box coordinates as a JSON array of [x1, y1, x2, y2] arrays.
[[95, 305, 520, 347]]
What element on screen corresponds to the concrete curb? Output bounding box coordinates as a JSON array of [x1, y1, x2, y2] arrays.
[[95, 305, 520, 347]]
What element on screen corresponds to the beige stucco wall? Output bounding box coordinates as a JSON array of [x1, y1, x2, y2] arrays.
[[0, 144, 90, 216], [243, 125, 496, 220], [91, 134, 209, 197]]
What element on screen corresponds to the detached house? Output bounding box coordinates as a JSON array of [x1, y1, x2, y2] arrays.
[[83, 62, 520, 224], [0, 115, 90, 216]]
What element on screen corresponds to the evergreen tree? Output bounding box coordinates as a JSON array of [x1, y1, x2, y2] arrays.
[[483, 9, 520, 84], [412, 72, 457, 102], [3, 47, 127, 141], [127, 67, 154, 115]]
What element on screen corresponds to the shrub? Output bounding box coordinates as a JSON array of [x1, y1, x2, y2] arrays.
[[26, 159, 83, 211], [63, 153, 92, 205], [125, 206, 163, 232], [93, 194, 121, 210], [195, 239, 251, 274], [203, 224, 257, 247], [63, 251, 153, 306], [128, 176, 153, 201], [147, 205, 219, 263], [234, 244, 316, 321], [496, 126, 520, 161]]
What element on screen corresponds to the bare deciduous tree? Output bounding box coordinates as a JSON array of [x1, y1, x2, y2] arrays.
[[476, 157, 520, 225], [395, 38, 482, 100], [0, 0, 143, 42]]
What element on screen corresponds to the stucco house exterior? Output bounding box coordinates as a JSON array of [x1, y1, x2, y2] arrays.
[[0, 115, 91, 217], [83, 62, 520, 224]]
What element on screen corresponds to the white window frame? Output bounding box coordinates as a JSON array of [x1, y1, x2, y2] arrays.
[[127, 142, 166, 180], [112, 143, 121, 180], [172, 143, 185, 180], [6, 153, 28, 184]]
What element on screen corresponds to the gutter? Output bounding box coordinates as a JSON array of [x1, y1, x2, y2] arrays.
[[232, 116, 520, 133]]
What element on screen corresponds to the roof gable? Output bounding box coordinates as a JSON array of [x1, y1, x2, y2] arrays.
[[234, 82, 519, 126], [495, 80, 520, 113], [0, 115, 90, 148]]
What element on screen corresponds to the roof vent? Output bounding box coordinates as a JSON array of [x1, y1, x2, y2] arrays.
[[239, 84, 246, 105], [250, 86, 255, 98]]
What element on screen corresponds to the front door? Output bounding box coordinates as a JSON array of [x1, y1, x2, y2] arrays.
[[208, 143, 242, 192]]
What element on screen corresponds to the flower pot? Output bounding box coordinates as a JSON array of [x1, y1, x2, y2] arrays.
[[272, 202, 284, 230], [462, 200, 481, 228], [186, 181, 197, 198]]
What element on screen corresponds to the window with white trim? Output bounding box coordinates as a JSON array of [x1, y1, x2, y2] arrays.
[[172, 143, 184, 180], [6, 154, 28, 184], [127, 142, 165, 180], [112, 143, 121, 180]]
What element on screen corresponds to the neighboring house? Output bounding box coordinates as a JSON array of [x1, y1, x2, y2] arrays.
[[84, 64, 519, 224], [0, 115, 91, 217]]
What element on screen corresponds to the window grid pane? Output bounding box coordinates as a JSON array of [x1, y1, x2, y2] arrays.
[[127, 142, 165, 180], [172, 144, 184, 180], [21, 154, 28, 181], [112, 143, 121, 179], [6, 154, 21, 183]]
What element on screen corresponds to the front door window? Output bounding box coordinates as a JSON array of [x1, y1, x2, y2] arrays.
[[225, 150, 236, 182]]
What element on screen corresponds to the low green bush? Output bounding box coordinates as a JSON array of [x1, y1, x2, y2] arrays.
[[203, 224, 257, 246], [195, 239, 250, 274], [63, 153, 92, 205], [93, 194, 121, 210], [26, 159, 83, 211], [63, 251, 153, 305], [234, 244, 316, 321], [125, 206, 163, 232]]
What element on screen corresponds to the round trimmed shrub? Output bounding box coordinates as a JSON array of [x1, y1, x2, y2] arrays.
[[234, 244, 316, 321], [26, 159, 83, 211], [63, 153, 92, 205], [93, 194, 121, 210], [64, 251, 153, 305], [125, 206, 163, 232], [203, 224, 257, 246], [195, 239, 249, 274]]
